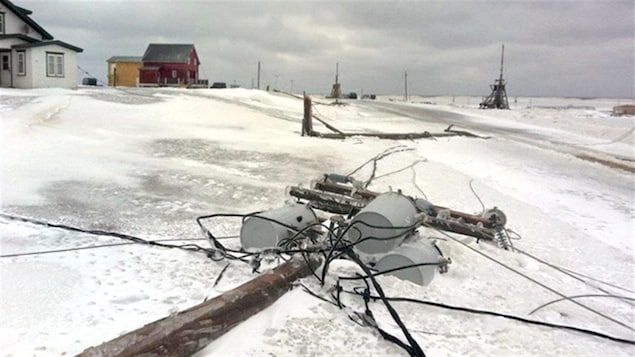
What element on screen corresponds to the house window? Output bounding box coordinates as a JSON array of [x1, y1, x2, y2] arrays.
[[46, 52, 64, 77], [17, 52, 26, 75], [0, 13, 5, 35], [1, 54, 8, 70], [171, 70, 177, 78]]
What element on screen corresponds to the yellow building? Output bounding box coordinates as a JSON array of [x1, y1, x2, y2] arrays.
[[107, 56, 142, 87]]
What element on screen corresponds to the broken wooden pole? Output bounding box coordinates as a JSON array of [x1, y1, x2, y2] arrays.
[[300, 97, 488, 141], [302, 95, 313, 136], [444, 125, 489, 139], [309, 130, 487, 141], [311, 182, 497, 229], [421, 215, 494, 241], [78, 255, 322, 357], [312, 114, 345, 135]]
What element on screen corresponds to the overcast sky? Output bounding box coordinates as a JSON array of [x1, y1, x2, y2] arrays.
[[19, 0, 634, 97]]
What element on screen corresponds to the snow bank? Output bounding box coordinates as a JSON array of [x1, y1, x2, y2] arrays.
[[1, 87, 633, 356]]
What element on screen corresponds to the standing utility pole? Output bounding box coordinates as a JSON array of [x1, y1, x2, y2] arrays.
[[257, 61, 261, 90], [404, 71, 408, 102]]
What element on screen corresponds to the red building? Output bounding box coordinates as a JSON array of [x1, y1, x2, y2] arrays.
[[138, 44, 205, 87]]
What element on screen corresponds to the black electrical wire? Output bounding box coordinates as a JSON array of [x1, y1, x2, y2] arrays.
[[342, 289, 635, 346], [0, 213, 214, 257], [428, 223, 635, 333], [297, 283, 339, 307], [460, 178, 634, 320], [344, 249, 426, 357], [1, 242, 132, 258], [530, 294, 635, 315], [558, 266, 635, 294], [196, 212, 262, 261], [0, 237, 235, 259], [213, 262, 231, 287], [461, 178, 632, 310], [337, 261, 442, 281], [514, 246, 635, 306]]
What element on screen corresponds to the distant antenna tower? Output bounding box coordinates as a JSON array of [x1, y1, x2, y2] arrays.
[[329, 62, 341, 99], [480, 44, 509, 109]]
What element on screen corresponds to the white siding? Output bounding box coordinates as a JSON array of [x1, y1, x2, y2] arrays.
[[14, 44, 78, 89], [0, 36, 33, 48], [0, 4, 45, 39], [12, 47, 32, 88]]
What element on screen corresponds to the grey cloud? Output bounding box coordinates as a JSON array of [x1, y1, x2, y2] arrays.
[[18, 0, 634, 97]]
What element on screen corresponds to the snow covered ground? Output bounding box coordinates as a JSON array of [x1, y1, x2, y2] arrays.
[[0, 87, 633, 356]]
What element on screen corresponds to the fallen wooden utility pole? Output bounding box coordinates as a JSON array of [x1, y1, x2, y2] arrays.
[[304, 180, 498, 228], [289, 179, 505, 243], [78, 255, 322, 357], [302, 95, 487, 140], [444, 124, 490, 139], [312, 131, 441, 140]]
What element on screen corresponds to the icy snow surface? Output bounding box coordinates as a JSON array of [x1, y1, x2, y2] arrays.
[[0, 87, 633, 356]]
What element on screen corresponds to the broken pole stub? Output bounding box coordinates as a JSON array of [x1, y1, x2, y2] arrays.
[[77, 255, 323, 357], [302, 95, 313, 136]]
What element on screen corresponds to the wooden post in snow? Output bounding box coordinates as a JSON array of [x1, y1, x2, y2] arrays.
[[78, 255, 322, 357], [302, 94, 313, 136]]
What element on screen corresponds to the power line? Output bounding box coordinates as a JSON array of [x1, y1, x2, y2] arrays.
[[0, 237, 238, 258], [530, 294, 635, 315], [0, 213, 215, 258], [340, 290, 635, 346], [427, 223, 635, 333], [515, 246, 635, 307]]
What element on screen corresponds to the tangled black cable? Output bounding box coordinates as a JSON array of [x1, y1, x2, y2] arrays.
[[345, 249, 426, 357], [197, 210, 428, 356], [6, 175, 632, 356]]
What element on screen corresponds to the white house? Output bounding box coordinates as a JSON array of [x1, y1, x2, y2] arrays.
[[0, 0, 82, 89]]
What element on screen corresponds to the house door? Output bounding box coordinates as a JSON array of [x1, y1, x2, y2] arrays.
[[0, 53, 11, 88]]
